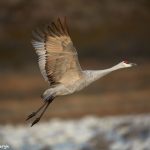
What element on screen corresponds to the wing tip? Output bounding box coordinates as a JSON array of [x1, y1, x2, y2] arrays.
[[50, 16, 70, 37], [32, 17, 70, 42]]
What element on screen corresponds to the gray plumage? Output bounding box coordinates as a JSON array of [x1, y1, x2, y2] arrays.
[[27, 17, 136, 126]]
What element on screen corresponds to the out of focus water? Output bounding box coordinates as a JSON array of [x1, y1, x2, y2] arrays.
[[0, 115, 150, 150]]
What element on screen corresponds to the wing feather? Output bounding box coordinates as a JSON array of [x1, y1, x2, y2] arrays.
[[32, 17, 83, 86]]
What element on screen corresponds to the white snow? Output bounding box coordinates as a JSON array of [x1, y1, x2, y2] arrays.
[[0, 114, 150, 150]]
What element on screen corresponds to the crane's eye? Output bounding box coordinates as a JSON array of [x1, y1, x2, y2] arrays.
[[123, 60, 129, 64]]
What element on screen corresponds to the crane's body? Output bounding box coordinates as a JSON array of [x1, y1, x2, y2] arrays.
[[26, 17, 136, 126], [42, 62, 134, 99]]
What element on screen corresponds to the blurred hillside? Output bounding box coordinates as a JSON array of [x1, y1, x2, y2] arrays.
[[0, 0, 150, 124], [0, 0, 150, 70]]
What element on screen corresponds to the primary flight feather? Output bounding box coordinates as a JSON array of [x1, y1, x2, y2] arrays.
[[32, 18, 82, 86]]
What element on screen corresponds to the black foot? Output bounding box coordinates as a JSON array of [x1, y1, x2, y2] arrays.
[[31, 117, 40, 127], [26, 112, 36, 121]]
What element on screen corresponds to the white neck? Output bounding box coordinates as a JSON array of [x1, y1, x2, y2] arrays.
[[84, 61, 131, 85]]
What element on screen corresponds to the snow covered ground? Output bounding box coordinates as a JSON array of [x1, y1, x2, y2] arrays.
[[0, 114, 150, 150]]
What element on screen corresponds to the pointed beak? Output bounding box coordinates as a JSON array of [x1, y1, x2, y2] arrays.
[[130, 63, 137, 67]]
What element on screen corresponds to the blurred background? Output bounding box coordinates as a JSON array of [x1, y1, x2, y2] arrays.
[[0, 0, 150, 150]]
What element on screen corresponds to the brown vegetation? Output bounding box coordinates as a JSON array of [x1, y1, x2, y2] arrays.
[[0, 62, 149, 124]]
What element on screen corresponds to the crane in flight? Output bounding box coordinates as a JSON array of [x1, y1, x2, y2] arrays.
[[26, 17, 136, 126]]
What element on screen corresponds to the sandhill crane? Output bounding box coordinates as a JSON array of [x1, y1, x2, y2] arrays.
[[26, 17, 137, 126]]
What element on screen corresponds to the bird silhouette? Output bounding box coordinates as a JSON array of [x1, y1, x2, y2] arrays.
[[26, 17, 137, 126]]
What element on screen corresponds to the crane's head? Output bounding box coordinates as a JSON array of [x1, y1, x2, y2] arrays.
[[120, 60, 137, 68]]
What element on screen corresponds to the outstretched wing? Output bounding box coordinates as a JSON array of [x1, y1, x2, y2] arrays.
[[32, 17, 83, 86]]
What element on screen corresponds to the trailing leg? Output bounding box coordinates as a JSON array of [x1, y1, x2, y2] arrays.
[[31, 96, 55, 127], [26, 102, 47, 121]]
